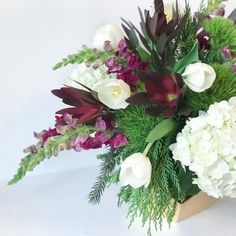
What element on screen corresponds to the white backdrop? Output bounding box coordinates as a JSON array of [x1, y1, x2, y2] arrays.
[[0, 0, 234, 181]]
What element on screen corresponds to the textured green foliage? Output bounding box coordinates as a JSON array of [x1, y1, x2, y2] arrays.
[[9, 125, 92, 185], [88, 149, 120, 204], [204, 17, 236, 63], [53, 47, 114, 70], [115, 105, 165, 156], [184, 63, 236, 111]]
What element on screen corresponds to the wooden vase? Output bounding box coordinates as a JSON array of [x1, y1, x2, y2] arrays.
[[173, 191, 216, 222]]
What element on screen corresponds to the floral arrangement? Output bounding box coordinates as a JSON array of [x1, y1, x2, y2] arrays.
[[10, 0, 236, 234]]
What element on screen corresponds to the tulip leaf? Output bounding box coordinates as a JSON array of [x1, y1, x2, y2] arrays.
[[145, 119, 176, 143], [174, 41, 199, 74]]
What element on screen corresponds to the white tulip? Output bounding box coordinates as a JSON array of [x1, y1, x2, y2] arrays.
[[97, 78, 130, 109], [182, 62, 216, 93], [91, 23, 124, 51], [119, 153, 152, 189]]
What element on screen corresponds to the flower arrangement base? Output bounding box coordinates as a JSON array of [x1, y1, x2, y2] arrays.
[[173, 191, 216, 222]]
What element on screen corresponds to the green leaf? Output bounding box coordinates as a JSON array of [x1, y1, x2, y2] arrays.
[[145, 119, 176, 143], [136, 47, 150, 62], [174, 41, 199, 74]]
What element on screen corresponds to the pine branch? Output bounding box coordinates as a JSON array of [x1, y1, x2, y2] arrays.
[[9, 125, 91, 185], [53, 47, 114, 70], [88, 149, 118, 204]]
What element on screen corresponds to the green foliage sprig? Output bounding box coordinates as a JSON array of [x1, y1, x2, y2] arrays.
[[9, 125, 92, 185], [113, 105, 198, 234], [88, 149, 120, 204], [53, 47, 114, 70]]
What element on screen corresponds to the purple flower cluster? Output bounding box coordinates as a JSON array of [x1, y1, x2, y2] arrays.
[[105, 40, 148, 87], [73, 115, 128, 151]]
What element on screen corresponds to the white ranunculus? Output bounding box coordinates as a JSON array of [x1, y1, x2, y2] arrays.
[[97, 78, 130, 109], [91, 23, 124, 51], [65, 62, 116, 91], [119, 153, 152, 189], [182, 62, 216, 93]]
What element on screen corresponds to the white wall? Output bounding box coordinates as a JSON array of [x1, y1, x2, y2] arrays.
[[0, 0, 235, 181]]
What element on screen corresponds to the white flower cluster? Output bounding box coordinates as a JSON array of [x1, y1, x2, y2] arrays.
[[65, 62, 116, 92], [170, 98, 236, 198]]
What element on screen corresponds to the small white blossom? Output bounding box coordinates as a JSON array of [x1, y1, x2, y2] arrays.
[[170, 99, 236, 198]]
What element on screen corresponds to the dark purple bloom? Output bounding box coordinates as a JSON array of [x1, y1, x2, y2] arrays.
[[105, 39, 148, 87], [106, 133, 128, 148], [41, 128, 59, 144], [81, 137, 103, 150], [117, 39, 128, 56], [197, 29, 210, 51], [118, 70, 138, 87], [125, 53, 143, 69], [55, 115, 63, 123]]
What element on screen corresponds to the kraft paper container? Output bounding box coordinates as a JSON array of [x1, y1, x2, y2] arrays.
[[173, 191, 216, 222]]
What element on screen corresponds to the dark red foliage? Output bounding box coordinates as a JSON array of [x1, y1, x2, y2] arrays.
[[52, 87, 105, 123], [127, 71, 183, 117]]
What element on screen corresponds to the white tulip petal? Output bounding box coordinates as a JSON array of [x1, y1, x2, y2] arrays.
[[182, 62, 216, 93], [97, 79, 131, 110], [119, 153, 152, 189]]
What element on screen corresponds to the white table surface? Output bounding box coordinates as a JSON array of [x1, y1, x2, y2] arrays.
[[1, 167, 236, 236]]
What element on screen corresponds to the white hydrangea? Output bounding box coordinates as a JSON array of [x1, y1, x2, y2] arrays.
[[170, 98, 236, 198], [65, 62, 116, 91]]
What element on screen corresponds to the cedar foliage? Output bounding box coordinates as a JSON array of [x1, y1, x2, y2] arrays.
[[113, 105, 197, 234]]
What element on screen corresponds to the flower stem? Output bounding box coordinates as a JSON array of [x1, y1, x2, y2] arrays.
[[143, 142, 154, 156]]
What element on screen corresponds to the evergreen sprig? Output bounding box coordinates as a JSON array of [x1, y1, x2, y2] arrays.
[[53, 47, 114, 70], [88, 149, 120, 204], [9, 125, 92, 185]]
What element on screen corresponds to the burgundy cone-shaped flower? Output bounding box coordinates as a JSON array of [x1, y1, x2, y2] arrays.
[[145, 74, 181, 108], [127, 71, 182, 116]]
